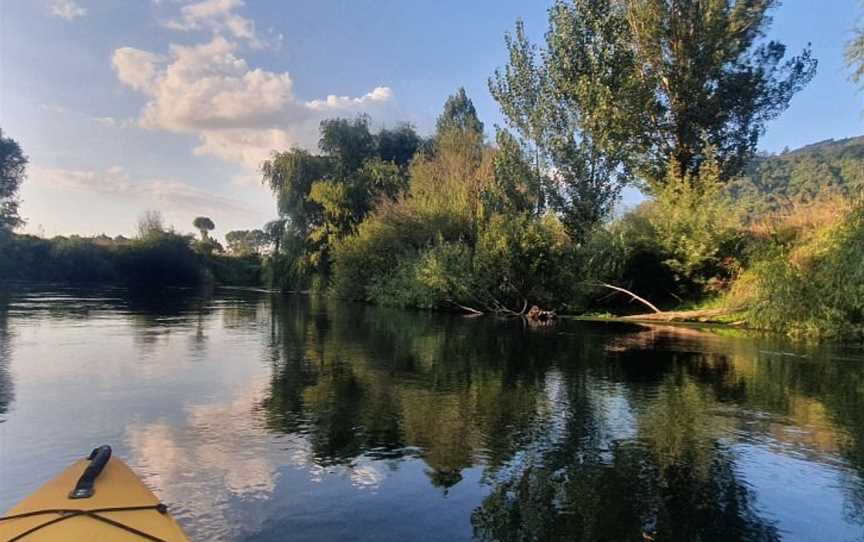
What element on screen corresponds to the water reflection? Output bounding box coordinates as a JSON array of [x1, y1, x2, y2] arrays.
[[256, 298, 864, 540], [0, 289, 14, 420], [470, 368, 780, 542], [125, 376, 279, 541], [260, 297, 556, 489], [1, 287, 863, 541]]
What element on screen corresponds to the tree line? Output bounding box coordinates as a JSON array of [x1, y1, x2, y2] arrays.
[[255, 0, 823, 317], [0, 130, 273, 286]]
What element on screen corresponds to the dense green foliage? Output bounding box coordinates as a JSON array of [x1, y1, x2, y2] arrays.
[[637, 167, 744, 294], [225, 229, 268, 256], [437, 87, 485, 136], [490, 11, 628, 234], [206, 253, 262, 286], [0, 232, 204, 286], [491, 0, 816, 192], [262, 90, 584, 313], [256, 84, 642, 312], [329, 130, 577, 311], [261, 116, 424, 289], [729, 136, 864, 215], [587, 156, 746, 306], [0, 129, 27, 234], [0, 231, 266, 288], [732, 197, 864, 339], [1, 200, 260, 288]]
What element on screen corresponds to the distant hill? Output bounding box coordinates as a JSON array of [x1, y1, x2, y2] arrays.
[[729, 135, 864, 215]]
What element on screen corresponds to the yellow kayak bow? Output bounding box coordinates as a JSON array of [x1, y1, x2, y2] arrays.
[[0, 446, 189, 542]]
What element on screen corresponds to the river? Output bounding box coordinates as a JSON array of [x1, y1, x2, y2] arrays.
[[0, 286, 863, 541]]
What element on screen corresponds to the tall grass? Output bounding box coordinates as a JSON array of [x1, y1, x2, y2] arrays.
[[732, 194, 864, 340]]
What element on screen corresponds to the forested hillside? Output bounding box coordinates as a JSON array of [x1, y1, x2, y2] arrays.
[[731, 136, 864, 214]]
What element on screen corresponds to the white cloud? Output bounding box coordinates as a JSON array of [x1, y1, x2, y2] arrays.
[[133, 37, 300, 131], [305, 86, 394, 111], [48, 0, 86, 20], [93, 116, 117, 127], [124, 375, 389, 540], [91, 116, 134, 128], [162, 0, 265, 48], [30, 165, 256, 218], [193, 128, 304, 172], [111, 48, 164, 93], [39, 103, 66, 114], [34, 165, 133, 193], [112, 36, 396, 170]]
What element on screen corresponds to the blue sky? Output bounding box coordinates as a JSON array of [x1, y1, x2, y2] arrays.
[[2, 0, 862, 239]]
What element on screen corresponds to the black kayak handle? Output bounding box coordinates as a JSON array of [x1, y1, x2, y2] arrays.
[[69, 445, 112, 499]]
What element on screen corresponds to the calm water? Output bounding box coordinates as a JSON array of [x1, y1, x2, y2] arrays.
[[1, 287, 864, 541]]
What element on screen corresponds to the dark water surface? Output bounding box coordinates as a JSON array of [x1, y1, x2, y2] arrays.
[[1, 286, 864, 541]]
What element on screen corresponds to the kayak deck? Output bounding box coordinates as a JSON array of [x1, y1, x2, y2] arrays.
[[1, 457, 189, 542]]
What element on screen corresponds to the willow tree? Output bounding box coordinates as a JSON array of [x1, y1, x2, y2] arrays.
[[492, 0, 817, 197], [261, 116, 423, 278], [261, 148, 330, 239]]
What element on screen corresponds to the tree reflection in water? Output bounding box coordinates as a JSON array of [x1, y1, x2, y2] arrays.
[[260, 296, 553, 488], [0, 289, 13, 420], [3, 287, 863, 540], [471, 367, 781, 542], [254, 298, 825, 540]]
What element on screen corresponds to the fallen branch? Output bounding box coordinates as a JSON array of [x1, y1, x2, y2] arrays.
[[448, 300, 484, 315], [486, 293, 523, 316], [595, 282, 662, 314]]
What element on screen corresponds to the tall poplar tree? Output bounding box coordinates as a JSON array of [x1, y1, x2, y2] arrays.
[[492, 0, 817, 197]]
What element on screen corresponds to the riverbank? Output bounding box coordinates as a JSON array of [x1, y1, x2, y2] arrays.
[[3, 188, 862, 343]]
